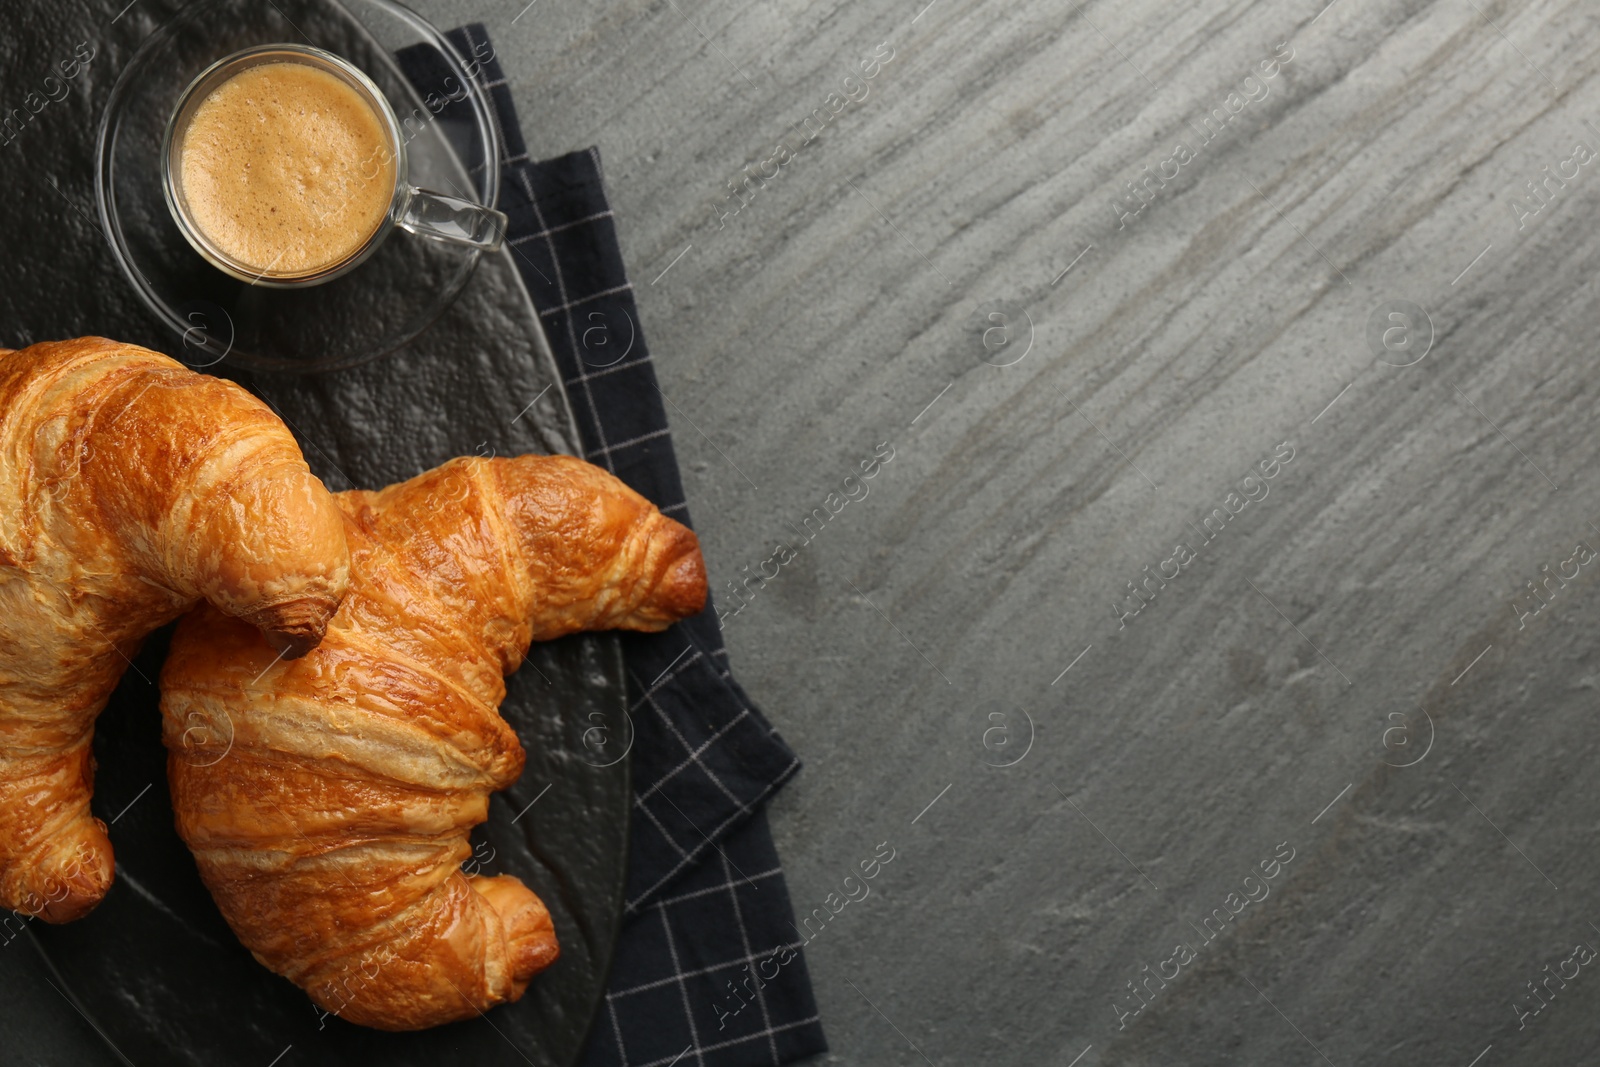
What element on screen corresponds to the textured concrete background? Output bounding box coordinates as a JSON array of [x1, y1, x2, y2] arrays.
[[10, 0, 1600, 1063], [403, 0, 1600, 1062]]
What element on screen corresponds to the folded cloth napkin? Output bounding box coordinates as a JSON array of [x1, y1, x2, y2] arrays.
[[403, 27, 828, 1067]]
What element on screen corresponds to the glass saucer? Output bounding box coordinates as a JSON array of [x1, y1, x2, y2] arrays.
[[95, 0, 502, 373]]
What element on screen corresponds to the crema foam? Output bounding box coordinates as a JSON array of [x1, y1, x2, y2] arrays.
[[177, 61, 395, 276]]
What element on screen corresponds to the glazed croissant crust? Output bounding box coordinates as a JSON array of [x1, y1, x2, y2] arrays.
[[161, 454, 707, 1030], [0, 337, 350, 924]]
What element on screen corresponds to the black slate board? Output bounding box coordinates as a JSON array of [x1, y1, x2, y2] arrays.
[[0, 1, 631, 1064]]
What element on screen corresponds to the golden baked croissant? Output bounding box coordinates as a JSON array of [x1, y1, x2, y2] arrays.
[[0, 337, 350, 924], [160, 454, 707, 1030]]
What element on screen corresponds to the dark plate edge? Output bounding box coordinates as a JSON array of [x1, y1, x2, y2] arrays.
[[566, 632, 631, 1064]]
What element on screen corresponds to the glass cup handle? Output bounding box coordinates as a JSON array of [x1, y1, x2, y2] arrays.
[[396, 186, 507, 251]]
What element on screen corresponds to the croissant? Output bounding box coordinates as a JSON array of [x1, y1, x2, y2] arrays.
[[0, 337, 350, 924], [160, 454, 707, 1030]]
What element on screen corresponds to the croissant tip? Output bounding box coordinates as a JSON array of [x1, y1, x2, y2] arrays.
[[667, 548, 708, 616], [657, 524, 707, 618], [471, 874, 561, 987], [264, 628, 319, 660], [11, 828, 116, 924], [244, 596, 339, 659], [35, 892, 105, 924]]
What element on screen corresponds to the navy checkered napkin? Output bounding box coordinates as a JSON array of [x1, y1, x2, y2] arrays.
[[403, 27, 828, 1067]]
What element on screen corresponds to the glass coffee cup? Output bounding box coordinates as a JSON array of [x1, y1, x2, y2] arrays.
[[161, 43, 506, 288]]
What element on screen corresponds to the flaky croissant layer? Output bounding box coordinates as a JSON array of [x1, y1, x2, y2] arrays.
[[162, 454, 706, 1030], [0, 337, 349, 922]]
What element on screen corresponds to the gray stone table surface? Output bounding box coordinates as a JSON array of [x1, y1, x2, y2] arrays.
[[396, 2, 1600, 1067], [397, 0, 1600, 1063], [12, 0, 1600, 1064]]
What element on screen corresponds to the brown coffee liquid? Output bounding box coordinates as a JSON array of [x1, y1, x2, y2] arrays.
[[178, 61, 397, 277]]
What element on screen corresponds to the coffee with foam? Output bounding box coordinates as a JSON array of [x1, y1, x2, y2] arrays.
[[177, 61, 396, 277]]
